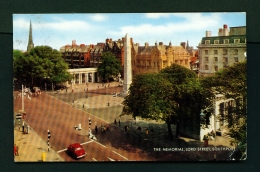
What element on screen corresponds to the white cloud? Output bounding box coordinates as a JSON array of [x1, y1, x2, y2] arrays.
[[13, 17, 94, 31], [145, 13, 172, 19], [90, 14, 106, 21]]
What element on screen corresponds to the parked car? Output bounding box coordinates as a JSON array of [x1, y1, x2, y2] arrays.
[[67, 143, 86, 159]]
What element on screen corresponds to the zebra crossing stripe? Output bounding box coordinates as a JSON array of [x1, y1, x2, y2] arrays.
[[108, 157, 115, 161], [112, 151, 128, 160]]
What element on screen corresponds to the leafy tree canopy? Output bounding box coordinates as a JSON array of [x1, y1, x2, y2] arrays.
[[13, 46, 72, 86], [97, 52, 121, 81], [201, 61, 247, 146], [123, 64, 211, 139]]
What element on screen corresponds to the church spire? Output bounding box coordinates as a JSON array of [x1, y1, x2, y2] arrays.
[[27, 20, 34, 52], [186, 40, 189, 50]]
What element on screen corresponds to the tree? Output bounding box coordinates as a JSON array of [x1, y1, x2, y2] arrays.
[[122, 64, 211, 140], [201, 61, 247, 146], [160, 64, 212, 138], [97, 52, 121, 82], [13, 46, 72, 87]]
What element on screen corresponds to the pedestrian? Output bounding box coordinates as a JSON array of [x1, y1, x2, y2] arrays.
[[16, 145, 19, 156], [14, 144, 17, 156], [106, 124, 110, 132], [124, 125, 127, 132], [118, 119, 121, 127], [146, 128, 149, 135], [137, 125, 141, 134], [150, 126, 154, 134], [103, 126, 106, 133], [22, 121, 25, 133], [114, 119, 117, 124], [101, 123, 103, 133], [95, 125, 98, 134]]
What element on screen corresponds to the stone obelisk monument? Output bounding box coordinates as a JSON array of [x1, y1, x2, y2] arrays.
[[123, 33, 132, 94]]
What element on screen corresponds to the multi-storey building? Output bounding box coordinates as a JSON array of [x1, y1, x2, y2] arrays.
[[103, 38, 125, 66], [197, 24, 246, 77], [60, 40, 91, 69], [132, 41, 191, 75], [60, 38, 193, 82]]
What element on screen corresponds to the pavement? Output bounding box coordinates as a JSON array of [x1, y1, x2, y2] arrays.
[[14, 119, 64, 162]]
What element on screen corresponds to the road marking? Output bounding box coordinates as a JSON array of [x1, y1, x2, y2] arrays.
[[94, 141, 107, 148], [81, 140, 94, 145], [112, 151, 128, 160], [108, 157, 115, 161], [57, 140, 94, 153], [93, 158, 97, 161], [57, 148, 67, 153]]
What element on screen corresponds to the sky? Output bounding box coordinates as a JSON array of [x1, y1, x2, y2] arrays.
[[13, 13, 246, 51]]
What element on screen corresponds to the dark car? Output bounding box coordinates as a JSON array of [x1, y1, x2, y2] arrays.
[[67, 143, 86, 159]]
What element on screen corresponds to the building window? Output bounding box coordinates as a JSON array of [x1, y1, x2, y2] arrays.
[[234, 39, 240, 44], [214, 65, 218, 71], [224, 39, 229, 44], [223, 49, 228, 55], [214, 50, 218, 55], [205, 57, 208, 62], [214, 40, 219, 44], [234, 57, 239, 62], [205, 40, 210, 44], [205, 65, 209, 70], [223, 57, 228, 63], [234, 49, 238, 55], [214, 57, 218, 62], [205, 50, 208, 55]]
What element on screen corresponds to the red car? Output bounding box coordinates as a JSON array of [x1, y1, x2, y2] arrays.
[[67, 143, 86, 159]]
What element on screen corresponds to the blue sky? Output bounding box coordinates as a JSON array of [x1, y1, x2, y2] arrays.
[[13, 13, 246, 51]]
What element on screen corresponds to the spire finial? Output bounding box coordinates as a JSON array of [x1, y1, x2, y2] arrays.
[[27, 20, 34, 52]]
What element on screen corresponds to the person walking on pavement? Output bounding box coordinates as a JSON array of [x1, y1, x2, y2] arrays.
[[137, 125, 141, 134], [22, 121, 25, 133], [106, 124, 110, 132], [124, 125, 127, 133], [95, 125, 98, 134], [101, 123, 103, 133], [118, 119, 120, 127], [14, 144, 17, 156], [114, 119, 117, 125]]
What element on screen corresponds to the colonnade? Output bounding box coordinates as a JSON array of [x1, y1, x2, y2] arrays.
[[67, 68, 99, 85]]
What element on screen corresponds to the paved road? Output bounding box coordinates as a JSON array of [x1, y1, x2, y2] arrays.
[[14, 83, 234, 161], [14, 88, 157, 161]]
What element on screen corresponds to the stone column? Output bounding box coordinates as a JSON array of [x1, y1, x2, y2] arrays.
[[86, 73, 88, 83], [92, 72, 95, 83], [79, 73, 82, 84], [123, 33, 132, 94]]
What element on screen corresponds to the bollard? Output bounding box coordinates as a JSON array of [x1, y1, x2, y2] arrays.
[[107, 102, 110, 106], [82, 104, 84, 108], [42, 151, 46, 162], [27, 125, 30, 134]]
